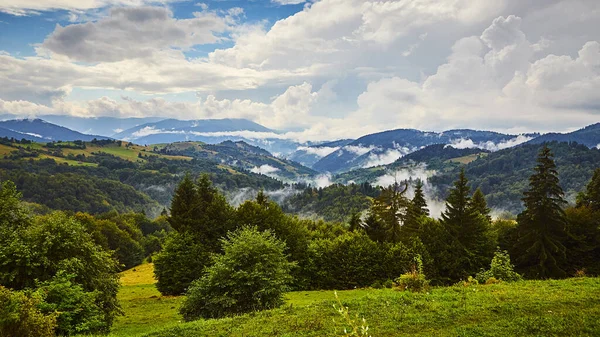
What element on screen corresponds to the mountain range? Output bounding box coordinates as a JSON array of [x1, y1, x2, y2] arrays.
[[2, 116, 600, 178]]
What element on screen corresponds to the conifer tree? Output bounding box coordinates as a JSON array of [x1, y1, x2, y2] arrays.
[[514, 145, 567, 279], [371, 181, 409, 243], [576, 168, 600, 211], [471, 188, 492, 222], [441, 169, 493, 276], [404, 179, 429, 239], [167, 173, 197, 233]]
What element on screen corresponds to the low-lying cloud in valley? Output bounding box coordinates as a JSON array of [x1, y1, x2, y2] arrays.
[[447, 135, 533, 152]]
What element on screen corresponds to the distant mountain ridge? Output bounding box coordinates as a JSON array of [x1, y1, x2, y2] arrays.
[[526, 123, 600, 148], [312, 128, 518, 173], [0, 119, 111, 142]]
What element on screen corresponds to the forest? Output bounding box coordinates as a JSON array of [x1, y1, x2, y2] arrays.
[[2, 145, 600, 336]]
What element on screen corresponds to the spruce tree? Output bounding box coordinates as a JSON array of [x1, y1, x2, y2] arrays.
[[441, 169, 493, 277], [471, 188, 492, 222], [404, 179, 429, 239], [514, 145, 567, 279]]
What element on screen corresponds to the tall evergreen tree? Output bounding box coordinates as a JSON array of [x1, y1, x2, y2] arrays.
[[404, 179, 429, 239], [471, 188, 491, 222], [370, 181, 409, 243], [514, 145, 568, 279], [441, 169, 493, 277], [167, 173, 197, 233]]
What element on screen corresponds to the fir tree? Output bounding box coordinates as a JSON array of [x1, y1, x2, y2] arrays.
[[471, 188, 491, 222], [514, 145, 567, 279], [441, 169, 493, 276], [404, 179, 429, 239]]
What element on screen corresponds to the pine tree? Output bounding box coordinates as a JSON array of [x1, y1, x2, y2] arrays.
[[168, 173, 197, 233], [471, 188, 491, 222], [576, 168, 600, 211], [514, 145, 567, 279], [370, 181, 409, 243], [441, 169, 493, 277], [404, 179, 429, 239]]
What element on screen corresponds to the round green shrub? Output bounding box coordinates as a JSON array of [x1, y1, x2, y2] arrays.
[[180, 227, 294, 321]]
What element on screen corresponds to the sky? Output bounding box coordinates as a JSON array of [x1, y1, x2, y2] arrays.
[[0, 0, 599, 141]]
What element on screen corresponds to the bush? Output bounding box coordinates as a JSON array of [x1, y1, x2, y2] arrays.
[[395, 255, 429, 292], [0, 286, 57, 337], [475, 249, 522, 283], [35, 272, 105, 336], [179, 227, 294, 321], [153, 232, 211, 296]]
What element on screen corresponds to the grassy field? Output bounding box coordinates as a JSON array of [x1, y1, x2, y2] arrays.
[[105, 264, 600, 337], [447, 152, 489, 165]]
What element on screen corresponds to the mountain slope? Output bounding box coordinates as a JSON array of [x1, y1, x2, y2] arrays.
[[0, 119, 111, 141], [526, 123, 600, 148], [288, 139, 355, 167], [0, 125, 45, 141], [430, 141, 600, 213]]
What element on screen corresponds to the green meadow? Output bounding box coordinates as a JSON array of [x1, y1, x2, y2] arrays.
[[104, 264, 600, 337]]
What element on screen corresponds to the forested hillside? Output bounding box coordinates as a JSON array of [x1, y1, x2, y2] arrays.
[[432, 142, 600, 212], [0, 139, 286, 215]]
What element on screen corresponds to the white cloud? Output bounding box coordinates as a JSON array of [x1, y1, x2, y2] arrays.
[[272, 0, 306, 5], [0, 0, 182, 16], [296, 146, 340, 158], [446, 135, 532, 151], [344, 145, 377, 156], [250, 164, 280, 177], [41, 7, 236, 63]]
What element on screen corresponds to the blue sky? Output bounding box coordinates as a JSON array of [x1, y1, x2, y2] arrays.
[[0, 0, 599, 141]]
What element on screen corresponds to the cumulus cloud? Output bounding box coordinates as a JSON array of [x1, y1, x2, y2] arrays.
[[41, 7, 236, 62]]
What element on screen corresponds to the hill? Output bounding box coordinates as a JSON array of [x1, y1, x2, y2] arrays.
[[0, 119, 111, 141], [156, 140, 316, 180]]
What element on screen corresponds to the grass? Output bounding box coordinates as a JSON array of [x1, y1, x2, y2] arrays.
[[105, 264, 600, 337], [110, 263, 182, 336]]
